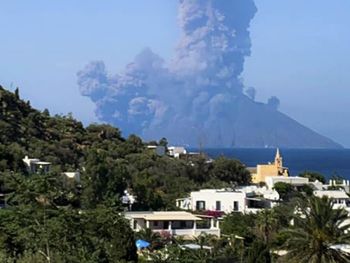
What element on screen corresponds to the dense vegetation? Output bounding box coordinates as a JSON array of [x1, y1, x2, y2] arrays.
[[1, 86, 350, 262], [0, 86, 251, 261], [131, 196, 350, 263]]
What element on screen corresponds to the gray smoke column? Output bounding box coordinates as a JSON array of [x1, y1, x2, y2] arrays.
[[245, 87, 256, 101], [77, 0, 257, 146]]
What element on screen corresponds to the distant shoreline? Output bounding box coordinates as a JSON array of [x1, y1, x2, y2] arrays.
[[189, 148, 350, 179]]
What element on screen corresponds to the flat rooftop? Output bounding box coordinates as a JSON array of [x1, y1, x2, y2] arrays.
[[125, 211, 202, 221]]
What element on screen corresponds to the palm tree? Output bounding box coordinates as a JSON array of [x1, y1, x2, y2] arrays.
[[254, 209, 279, 246], [279, 196, 350, 263]]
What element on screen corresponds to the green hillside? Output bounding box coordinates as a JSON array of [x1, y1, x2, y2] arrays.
[[0, 85, 251, 261]]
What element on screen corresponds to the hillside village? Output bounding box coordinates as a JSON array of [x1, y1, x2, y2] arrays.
[[1, 86, 350, 262], [14, 148, 350, 241]]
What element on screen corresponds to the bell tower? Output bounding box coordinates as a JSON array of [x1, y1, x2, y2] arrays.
[[274, 148, 283, 169]]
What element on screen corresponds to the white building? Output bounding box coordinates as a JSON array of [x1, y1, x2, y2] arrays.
[[22, 156, 51, 174], [125, 211, 220, 238], [314, 190, 350, 211], [168, 146, 187, 158], [121, 190, 136, 211], [325, 180, 350, 192], [308, 179, 350, 192], [265, 176, 309, 190], [176, 187, 279, 214]]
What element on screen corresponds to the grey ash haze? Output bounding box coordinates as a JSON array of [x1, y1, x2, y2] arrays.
[[77, 0, 342, 149]]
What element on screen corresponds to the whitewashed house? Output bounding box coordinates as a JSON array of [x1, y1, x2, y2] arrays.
[[314, 190, 350, 211], [308, 179, 350, 192], [22, 156, 51, 174], [124, 211, 220, 238], [168, 146, 187, 158], [176, 187, 279, 214], [265, 176, 309, 190], [325, 180, 350, 192]]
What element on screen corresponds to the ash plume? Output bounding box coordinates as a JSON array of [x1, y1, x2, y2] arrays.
[[267, 96, 280, 110], [77, 0, 258, 146], [245, 87, 256, 101]]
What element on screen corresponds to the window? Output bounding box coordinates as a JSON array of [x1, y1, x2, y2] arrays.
[[196, 201, 206, 210], [153, 221, 159, 227], [164, 221, 169, 229], [133, 220, 137, 230], [233, 201, 239, 211], [216, 201, 221, 211]]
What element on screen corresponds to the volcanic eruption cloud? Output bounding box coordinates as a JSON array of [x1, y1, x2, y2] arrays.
[[77, 0, 258, 147]]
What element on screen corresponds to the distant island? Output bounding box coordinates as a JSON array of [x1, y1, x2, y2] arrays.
[[143, 94, 343, 149]]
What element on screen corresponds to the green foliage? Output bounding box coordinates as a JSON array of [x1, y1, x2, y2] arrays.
[[298, 184, 313, 196], [280, 197, 350, 263], [221, 213, 257, 242], [210, 157, 251, 185], [0, 86, 273, 262], [299, 171, 326, 184], [0, 86, 253, 212], [273, 182, 295, 201], [158, 137, 168, 148], [274, 182, 314, 202], [247, 240, 271, 263], [0, 206, 137, 262], [221, 203, 301, 262], [0, 174, 137, 262]]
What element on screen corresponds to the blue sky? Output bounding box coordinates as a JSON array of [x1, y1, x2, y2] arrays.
[[1, 0, 350, 146]]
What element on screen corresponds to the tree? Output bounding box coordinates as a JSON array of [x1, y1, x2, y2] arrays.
[[221, 212, 257, 243], [273, 182, 295, 201], [210, 157, 251, 185], [299, 171, 326, 184], [254, 210, 279, 247], [81, 149, 129, 208], [14, 88, 20, 100], [158, 137, 168, 148], [247, 239, 271, 263], [0, 170, 138, 262], [280, 196, 350, 263]]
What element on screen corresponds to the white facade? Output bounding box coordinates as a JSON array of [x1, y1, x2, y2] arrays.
[[168, 146, 187, 158], [325, 180, 350, 192], [192, 189, 246, 213], [22, 156, 51, 173], [125, 211, 220, 238], [265, 176, 309, 190], [309, 179, 350, 192], [314, 190, 350, 210], [177, 187, 279, 214]]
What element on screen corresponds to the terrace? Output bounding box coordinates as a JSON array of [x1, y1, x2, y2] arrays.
[[125, 211, 220, 238]]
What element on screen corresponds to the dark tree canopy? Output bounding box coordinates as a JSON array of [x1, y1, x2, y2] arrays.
[[299, 171, 326, 184]]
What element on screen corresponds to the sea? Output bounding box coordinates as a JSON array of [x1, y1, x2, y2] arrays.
[[199, 148, 350, 180]]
